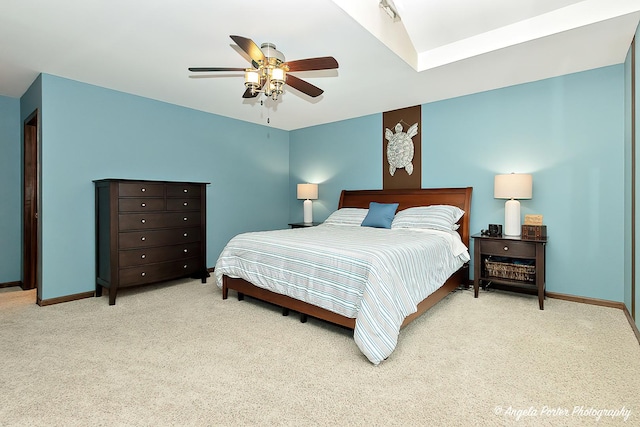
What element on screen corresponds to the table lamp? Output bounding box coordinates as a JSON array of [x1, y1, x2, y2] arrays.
[[494, 173, 532, 236], [297, 183, 318, 224]]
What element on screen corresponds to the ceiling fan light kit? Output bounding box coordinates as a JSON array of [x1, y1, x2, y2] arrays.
[[189, 35, 338, 101], [243, 43, 287, 100]]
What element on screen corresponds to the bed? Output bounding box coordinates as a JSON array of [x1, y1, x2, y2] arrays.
[[215, 187, 472, 364]]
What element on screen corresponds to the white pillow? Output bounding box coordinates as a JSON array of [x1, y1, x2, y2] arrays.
[[324, 208, 369, 226], [391, 205, 464, 231]]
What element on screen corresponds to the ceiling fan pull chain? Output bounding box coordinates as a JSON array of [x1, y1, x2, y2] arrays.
[[259, 99, 270, 125]]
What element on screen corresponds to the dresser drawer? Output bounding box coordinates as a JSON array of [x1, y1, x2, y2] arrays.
[[119, 242, 202, 267], [118, 182, 165, 197], [480, 239, 535, 258], [118, 198, 165, 212], [119, 212, 201, 230], [166, 198, 201, 211], [118, 227, 201, 249], [166, 184, 202, 198], [119, 258, 201, 286]]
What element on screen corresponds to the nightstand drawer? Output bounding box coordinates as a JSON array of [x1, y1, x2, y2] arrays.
[[480, 240, 535, 258]]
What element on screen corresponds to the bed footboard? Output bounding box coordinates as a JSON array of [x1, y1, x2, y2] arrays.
[[223, 275, 356, 328], [222, 264, 467, 330]]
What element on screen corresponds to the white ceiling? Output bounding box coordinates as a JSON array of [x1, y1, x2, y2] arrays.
[[1, 0, 639, 131]]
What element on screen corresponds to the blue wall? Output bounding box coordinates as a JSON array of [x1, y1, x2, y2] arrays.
[[0, 95, 21, 283], [35, 74, 289, 300], [289, 114, 382, 222], [0, 65, 628, 304], [291, 66, 625, 302]]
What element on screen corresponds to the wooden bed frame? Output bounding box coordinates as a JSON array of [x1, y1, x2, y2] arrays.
[[222, 187, 473, 330]]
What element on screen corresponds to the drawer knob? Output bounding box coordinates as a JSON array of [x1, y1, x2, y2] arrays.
[[141, 203, 146, 207], [183, 189, 188, 193], [183, 202, 188, 206], [183, 217, 188, 221], [183, 264, 188, 269], [141, 219, 146, 224], [141, 254, 146, 259], [183, 233, 188, 237], [141, 188, 146, 192], [141, 236, 146, 241], [503, 246, 509, 251], [183, 249, 188, 253], [141, 272, 146, 277]]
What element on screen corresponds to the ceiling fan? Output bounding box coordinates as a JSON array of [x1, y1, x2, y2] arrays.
[[188, 35, 339, 101]]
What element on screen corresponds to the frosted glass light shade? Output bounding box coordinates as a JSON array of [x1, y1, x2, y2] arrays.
[[271, 67, 285, 84], [244, 70, 260, 85]]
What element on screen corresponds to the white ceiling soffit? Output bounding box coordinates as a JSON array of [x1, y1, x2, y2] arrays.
[[333, 0, 640, 71]]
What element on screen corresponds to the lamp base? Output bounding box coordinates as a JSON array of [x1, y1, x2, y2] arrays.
[[504, 199, 521, 236], [303, 199, 313, 224]]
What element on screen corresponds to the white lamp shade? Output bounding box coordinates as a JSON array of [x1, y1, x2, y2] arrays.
[[297, 183, 318, 200], [494, 174, 532, 200]]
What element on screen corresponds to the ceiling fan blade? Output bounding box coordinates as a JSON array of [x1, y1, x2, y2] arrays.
[[285, 57, 338, 72], [242, 88, 259, 98], [230, 35, 265, 64], [242, 80, 265, 98], [286, 74, 324, 97], [188, 67, 245, 72]]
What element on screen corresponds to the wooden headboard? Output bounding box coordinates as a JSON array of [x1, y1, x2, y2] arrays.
[[338, 187, 473, 247]]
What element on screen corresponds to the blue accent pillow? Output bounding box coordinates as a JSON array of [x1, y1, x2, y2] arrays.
[[361, 202, 399, 229]]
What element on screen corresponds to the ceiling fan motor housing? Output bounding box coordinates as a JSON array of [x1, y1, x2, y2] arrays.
[[260, 43, 285, 64]]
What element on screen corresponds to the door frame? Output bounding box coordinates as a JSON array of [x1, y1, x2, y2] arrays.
[[23, 109, 40, 301]]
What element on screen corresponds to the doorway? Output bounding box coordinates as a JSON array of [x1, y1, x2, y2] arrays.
[[23, 109, 39, 301]]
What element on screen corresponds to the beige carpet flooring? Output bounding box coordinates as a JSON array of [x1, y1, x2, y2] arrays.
[[1, 279, 639, 426]]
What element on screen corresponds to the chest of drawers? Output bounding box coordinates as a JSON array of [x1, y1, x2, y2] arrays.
[[94, 179, 208, 305]]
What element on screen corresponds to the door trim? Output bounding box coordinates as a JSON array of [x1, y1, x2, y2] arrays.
[[23, 109, 40, 301]]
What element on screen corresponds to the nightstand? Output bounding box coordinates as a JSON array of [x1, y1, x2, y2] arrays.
[[472, 233, 547, 310], [288, 222, 322, 228]]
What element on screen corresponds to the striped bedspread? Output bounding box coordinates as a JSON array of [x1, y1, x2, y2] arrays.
[[214, 224, 470, 364]]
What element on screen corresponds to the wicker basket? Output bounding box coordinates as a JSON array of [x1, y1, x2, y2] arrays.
[[484, 258, 535, 282]]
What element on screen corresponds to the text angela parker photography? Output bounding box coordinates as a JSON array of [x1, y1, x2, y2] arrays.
[[493, 405, 632, 422]]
